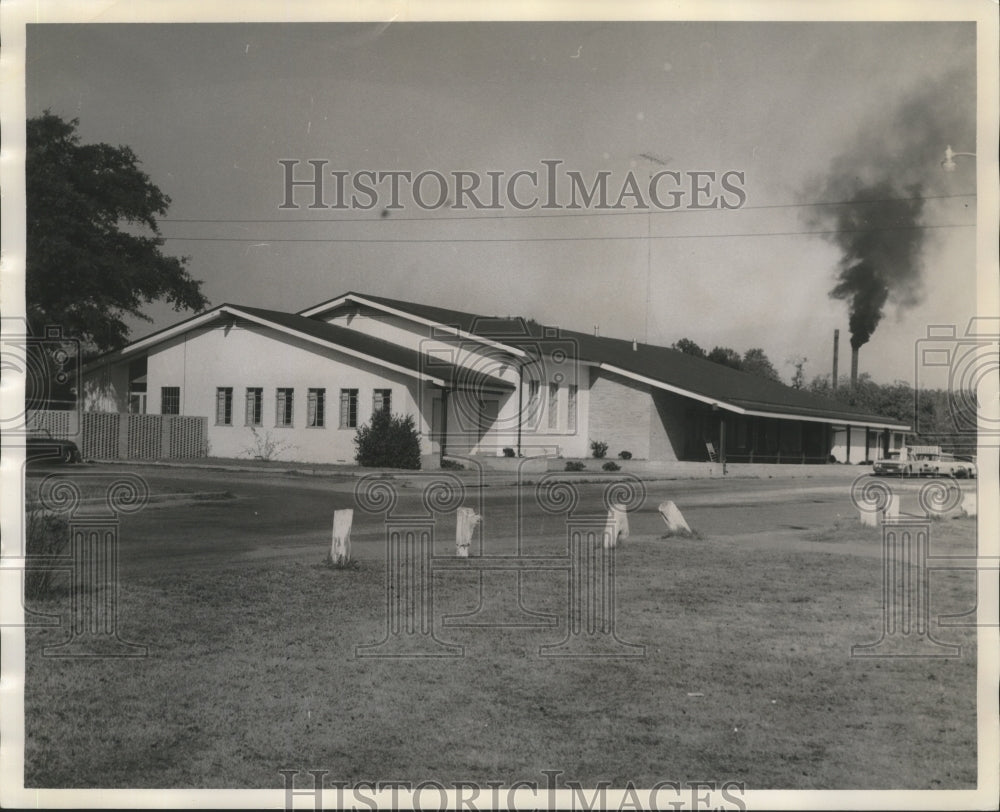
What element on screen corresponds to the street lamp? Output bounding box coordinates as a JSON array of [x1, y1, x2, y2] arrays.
[[941, 144, 976, 172]]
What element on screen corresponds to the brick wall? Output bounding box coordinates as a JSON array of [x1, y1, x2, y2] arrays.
[[587, 369, 652, 459]]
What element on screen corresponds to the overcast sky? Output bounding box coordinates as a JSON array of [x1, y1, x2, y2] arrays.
[[24, 18, 981, 385]]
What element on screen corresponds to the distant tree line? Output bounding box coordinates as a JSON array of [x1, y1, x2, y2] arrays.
[[670, 338, 782, 382], [671, 337, 977, 455]]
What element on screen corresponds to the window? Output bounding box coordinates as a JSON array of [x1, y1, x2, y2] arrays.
[[161, 387, 180, 415], [307, 388, 326, 427], [372, 388, 392, 415], [548, 383, 559, 430], [276, 388, 294, 427], [245, 387, 263, 426], [215, 387, 233, 425], [567, 385, 578, 432], [527, 379, 541, 426], [340, 388, 358, 428]]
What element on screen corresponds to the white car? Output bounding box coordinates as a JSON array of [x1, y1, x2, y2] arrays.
[[917, 454, 976, 479], [873, 453, 915, 477]]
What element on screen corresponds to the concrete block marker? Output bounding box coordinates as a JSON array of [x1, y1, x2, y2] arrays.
[[659, 500, 692, 536], [455, 506, 480, 557], [604, 503, 629, 548], [331, 509, 353, 566], [961, 491, 977, 518], [859, 507, 878, 527]]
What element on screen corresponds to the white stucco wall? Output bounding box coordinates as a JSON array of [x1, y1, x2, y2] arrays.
[[830, 427, 904, 463], [134, 321, 430, 463], [322, 304, 592, 457]]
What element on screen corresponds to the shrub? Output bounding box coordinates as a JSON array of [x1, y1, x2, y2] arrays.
[[502, 447, 516, 458], [602, 461, 621, 472], [618, 450, 632, 460], [24, 507, 70, 601], [355, 411, 422, 469], [244, 426, 293, 461], [441, 458, 465, 470], [565, 461, 586, 472], [590, 440, 608, 459]]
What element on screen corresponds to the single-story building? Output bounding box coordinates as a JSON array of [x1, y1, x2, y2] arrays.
[[81, 291, 909, 464]]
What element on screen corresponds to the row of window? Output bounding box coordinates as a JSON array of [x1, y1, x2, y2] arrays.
[[526, 381, 577, 432], [158, 386, 390, 428]]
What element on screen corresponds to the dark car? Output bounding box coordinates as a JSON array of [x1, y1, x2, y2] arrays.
[[26, 429, 82, 463]]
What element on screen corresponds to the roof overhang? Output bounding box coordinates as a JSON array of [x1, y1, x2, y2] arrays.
[[599, 363, 910, 431]]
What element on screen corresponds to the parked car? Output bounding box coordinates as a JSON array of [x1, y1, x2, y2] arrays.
[[927, 454, 977, 479], [25, 429, 81, 464], [872, 453, 914, 477]]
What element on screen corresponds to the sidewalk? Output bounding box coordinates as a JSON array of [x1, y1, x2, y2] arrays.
[[86, 454, 878, 488]]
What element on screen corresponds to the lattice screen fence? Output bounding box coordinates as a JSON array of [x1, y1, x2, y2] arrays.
[[27, 410, 206, 460]]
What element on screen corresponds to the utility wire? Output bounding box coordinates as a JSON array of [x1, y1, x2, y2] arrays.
[[160, 192, 976, 225], [160, 222, 976, 244]]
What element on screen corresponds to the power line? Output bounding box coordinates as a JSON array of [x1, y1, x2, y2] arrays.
[[160, 222, 976, 244], [160, 192, 976, 225]]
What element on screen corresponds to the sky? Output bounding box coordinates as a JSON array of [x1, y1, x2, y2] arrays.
[[22, 15, 985, 386]]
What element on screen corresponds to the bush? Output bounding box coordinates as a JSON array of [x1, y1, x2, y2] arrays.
[[502, 447, 516, 458], [354, 411, 422, 469], [590, 440, 608, 459], [565, 461, 586, 472], [24, 507, 70, 601], [602, 461, 621, 472], [618, 450, 632, 460], [441, 458, 465, 470]]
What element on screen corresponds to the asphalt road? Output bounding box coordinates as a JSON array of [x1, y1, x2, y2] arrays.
[[24, 462, 976, 578]]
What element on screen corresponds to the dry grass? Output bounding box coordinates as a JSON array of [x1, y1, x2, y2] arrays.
[[24, 518, 978, 789]]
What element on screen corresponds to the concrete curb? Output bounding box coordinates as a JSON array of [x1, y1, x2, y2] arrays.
[[83, 457, 879, 485]]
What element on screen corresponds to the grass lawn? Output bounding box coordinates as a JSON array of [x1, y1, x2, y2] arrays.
[[24, 517, 978, 789]]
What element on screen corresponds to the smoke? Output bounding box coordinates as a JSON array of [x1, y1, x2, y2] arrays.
[[806, 66, 975, 351]]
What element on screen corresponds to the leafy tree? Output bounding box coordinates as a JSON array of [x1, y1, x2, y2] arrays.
[[742, 348, 782, 382], [26, 112, 208, 355], [707, 346, 743, 370], [355, 410, 422, 469], [787, 355, 808, 389], [671, 338, 706, 358]]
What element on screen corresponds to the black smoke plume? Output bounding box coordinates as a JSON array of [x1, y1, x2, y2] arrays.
[[806, 64, 975, 352]]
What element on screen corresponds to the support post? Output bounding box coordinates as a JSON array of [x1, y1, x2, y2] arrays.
[[440, 388, 449, 460], [331, 509, 353, 566], [718, 415, 727, 475]]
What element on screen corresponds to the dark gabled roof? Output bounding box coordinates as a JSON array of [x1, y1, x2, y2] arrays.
[[84, 303, 513, 393], [319, 292, 909, 428]]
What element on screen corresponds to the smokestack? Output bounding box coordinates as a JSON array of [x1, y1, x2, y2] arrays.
[[850, 346, 859, 389], [832, 329, 840, 391]]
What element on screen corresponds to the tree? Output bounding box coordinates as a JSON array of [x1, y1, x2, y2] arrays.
[[787, 356, 808, 389], [741, 348, 781, 382], [671, 338, 706, 358], [26, 112, 208, 355], [707, 346, 743, 370]]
